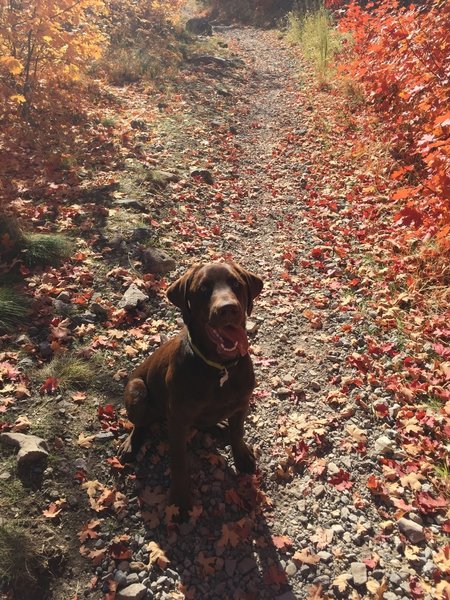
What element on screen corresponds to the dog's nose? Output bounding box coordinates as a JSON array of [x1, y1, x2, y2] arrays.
[[216, 302, 240, 319]]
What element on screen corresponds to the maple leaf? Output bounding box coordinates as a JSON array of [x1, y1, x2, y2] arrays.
[[415, 492, 447, 513], [71, 391, 86, 403], [311, 528, 334, 550], [40, 377, 59, 394], [141, 510, 160, 529], [12, 415, 31, 432], [109, 542, 132, 560], [78, 519, 102, 542], [333, 573, 351, 593], [328, 469, 353, 491], [106, 456, 125, 470], [79, 545, 107, 566], [196, 552, 217, 576], [147, 541, 170, 569], [218, 523, 240, 548], [272, 535, 294, 550], [292, 549, 320, 565], [434, 546, 450, 574], [43, 499, 66, 518], [78, 433, 95, 448]]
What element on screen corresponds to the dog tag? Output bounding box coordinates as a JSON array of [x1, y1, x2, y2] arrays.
[[219, 368, 229, 387]]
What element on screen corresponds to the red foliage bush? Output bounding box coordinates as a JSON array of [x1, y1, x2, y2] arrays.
[[337, 0, 450, 244]]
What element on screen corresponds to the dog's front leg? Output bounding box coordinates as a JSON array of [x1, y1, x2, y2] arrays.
[[229, 407, 256, 474], [168, 416, 192, 516]]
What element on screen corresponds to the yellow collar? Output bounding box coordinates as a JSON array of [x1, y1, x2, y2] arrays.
[[186, 331, 240, 387]]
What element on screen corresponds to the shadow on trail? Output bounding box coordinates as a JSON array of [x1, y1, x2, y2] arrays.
[[124, 425, 295, 600]]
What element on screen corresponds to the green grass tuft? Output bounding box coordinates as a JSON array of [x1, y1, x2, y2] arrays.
[[39, 354, 98, 390], [0, 287, 29, 332], [286, 8, 347, 80], [0, 524, 44, 595], [22, 233, 73, 267]]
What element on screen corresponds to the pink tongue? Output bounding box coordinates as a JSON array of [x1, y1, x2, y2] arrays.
[[218, 324, 249, 356]]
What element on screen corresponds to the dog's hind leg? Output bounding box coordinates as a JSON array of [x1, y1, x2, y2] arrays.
[[119, 378, 152, 462]]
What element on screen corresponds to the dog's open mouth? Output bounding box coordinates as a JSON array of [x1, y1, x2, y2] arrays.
[[206, 324, 249, 358]]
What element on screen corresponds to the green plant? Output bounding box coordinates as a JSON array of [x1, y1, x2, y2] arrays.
[[22, 233, 72, 267], [0, 287, 29, 332], [38, 354, 98, 390], [287, 7, 345, 80]]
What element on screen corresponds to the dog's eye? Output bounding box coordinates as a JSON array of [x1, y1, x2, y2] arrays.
[[230, 279, 241, 290], [199, 283, 210, 293]]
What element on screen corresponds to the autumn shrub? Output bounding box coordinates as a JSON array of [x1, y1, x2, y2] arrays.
[[0, 287, 29, 333], [0, 0, 106, 117], [337, 0, 450, 250], [99, 0, 188, 85], [199, 0, 293, 24], [287, 7, 345, 79]]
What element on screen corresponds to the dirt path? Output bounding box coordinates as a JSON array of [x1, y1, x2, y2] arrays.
[[2, 26, 445, 600]]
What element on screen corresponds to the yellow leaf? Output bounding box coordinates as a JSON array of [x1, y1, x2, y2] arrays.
[[147, 541, 170, 569], [333, 573, 351, 592], [10, 94, 26, 104], [1, 56, 23, 76]]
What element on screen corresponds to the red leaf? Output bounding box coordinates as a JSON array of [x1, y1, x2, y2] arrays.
[[40, 377, 59, 395], [328, 469, 353, 490], [415, 492, 447, 513]]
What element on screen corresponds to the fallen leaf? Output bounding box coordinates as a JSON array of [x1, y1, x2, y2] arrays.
[[147, 541, 170, 569]]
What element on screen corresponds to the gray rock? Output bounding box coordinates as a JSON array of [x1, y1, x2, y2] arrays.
[[310, 380, 321, 392], [118, 284, 148, 310], [0, 432, 48, 467], [95, 431, 115, 443], [317, 551, 332, 563], [285, 561, 297, 576], [126, 573, 140, 585], [146, 170, 180, 187], [276, 387, 291, 398], [114, 570, 128, 588], [139, 248, 176, 275], [116, 583, 147, 600], [398, 518, 425, 543], [190, 168, 214, 185], [313, 485, 326, 499], [113, 198, 147, 212], [374, 435, 396, 456], [351, 562, 367, 586], [90, 302, 108, 320]]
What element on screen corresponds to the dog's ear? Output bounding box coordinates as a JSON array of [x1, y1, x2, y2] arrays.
[[234, 264, 263, 316], [167, 265, 201, 321]]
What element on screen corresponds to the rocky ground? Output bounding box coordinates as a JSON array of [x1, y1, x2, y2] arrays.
[[1, 26, 448, 600]]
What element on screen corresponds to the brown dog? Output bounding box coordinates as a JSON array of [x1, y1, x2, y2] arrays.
[[120, 261, 263, 513]]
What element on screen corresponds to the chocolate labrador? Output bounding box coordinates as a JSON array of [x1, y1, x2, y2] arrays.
[[120, 261, 263, 513]]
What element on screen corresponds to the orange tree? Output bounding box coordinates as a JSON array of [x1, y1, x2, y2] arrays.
[[336, 0, 450, 247], [0, 0, 107, 118]]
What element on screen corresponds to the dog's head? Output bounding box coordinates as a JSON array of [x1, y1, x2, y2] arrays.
[[167, 262, 263, 360]]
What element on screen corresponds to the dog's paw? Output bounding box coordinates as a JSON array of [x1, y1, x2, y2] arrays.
[[117, 434, 137, 464], [233, 443, 256, 474]]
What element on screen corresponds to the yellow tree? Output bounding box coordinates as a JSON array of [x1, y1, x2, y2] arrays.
[[0, 0, 107, 116]]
